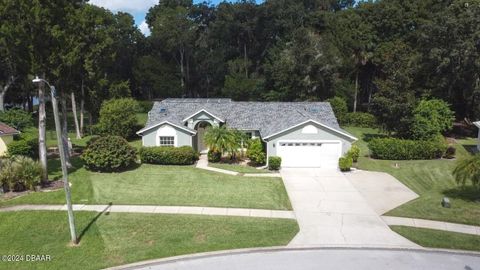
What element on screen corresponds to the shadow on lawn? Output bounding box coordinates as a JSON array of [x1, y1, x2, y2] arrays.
[[362, 133, 389, 143], [461, 144, 479, 155], [443, 186, 480, 202], [48, 157, 84, 181], [77, 203, 112, 243]]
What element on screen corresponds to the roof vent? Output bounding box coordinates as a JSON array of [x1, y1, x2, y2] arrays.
[[309, 107, 320, 113], [159, 108, 167, 114]]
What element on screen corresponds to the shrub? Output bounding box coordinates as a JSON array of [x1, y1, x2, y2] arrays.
[[368, 137, 447, 160], [347, 145, 360, 163], [0, 109, 33, 131], [140, 146, 199, 165], [326, 97, 348, 124], [246, 138, 266, 165], [344, 112, 377, 128], [97, 98, 140, 138], [444, 146, 456, 159], [81, 136, 137, 172], [339, 156, 353, 172], [268, 156, 282, 171], [0, 156, 43, 191], [7, 128, 38, 159], [207, 149, 222, 163], [410, 99, 455, 140]]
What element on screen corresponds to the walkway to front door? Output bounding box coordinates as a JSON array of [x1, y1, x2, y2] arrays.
[[281, 168, 418, 248]]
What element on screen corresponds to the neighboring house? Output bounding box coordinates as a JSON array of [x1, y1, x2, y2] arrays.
[[137, 98, 357, 169], [0, 122, 20, 156], [474, 121, 480, 151]]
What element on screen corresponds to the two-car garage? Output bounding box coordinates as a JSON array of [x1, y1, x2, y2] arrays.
[[264, 121, 357, 169], [276, 141, 342, 169]]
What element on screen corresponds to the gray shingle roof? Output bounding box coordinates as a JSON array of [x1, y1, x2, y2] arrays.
[[142, 98, 353, 139]]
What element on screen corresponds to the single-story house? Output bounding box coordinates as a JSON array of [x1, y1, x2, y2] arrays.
[[137, 98, 357, 169], [474, 121, 480, 151], [0, 122, 20, 156]]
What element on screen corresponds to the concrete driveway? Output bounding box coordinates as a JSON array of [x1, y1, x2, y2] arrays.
[[345, 170, 418, 215], [280, 168, 417, 248]]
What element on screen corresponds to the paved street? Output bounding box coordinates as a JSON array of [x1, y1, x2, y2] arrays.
[[280, 168, 417, 247], [112, 248, 480, 270]]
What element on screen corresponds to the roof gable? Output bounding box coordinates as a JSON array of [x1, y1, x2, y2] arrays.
[[262, 119, 357, 141], [0, 122, 20, 136], [182, 109, 225, 123]]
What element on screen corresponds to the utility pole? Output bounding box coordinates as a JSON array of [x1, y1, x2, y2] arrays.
[[33, 76, 77, 244]]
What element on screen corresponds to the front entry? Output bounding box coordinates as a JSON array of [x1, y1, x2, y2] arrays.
[[195, 122, 211, 153]]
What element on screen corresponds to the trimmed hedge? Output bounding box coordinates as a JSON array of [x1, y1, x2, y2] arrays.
[[344, 112, 377, 128], [368, 137, 447, 160], [140, 146, 199, 165], [268, 156, 282, 171], [339, 156, 352, 172], [81, 136, 137, 172]]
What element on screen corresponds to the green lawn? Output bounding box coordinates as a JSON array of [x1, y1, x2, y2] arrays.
[[0, 158, 292, 210], [0, 211, 298, 270], [391, 226, 480, 252], [344, 126, 480, 226], [209, 163, 271, 174]]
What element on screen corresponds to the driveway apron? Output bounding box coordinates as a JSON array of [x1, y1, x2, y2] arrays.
[[280, 168, 418, 248]]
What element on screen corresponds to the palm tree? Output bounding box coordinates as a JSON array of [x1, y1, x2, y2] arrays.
[[203, 126, 239, 158], [452, 154, 480, 187]]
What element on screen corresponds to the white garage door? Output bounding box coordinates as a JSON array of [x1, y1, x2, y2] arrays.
[[277, 141, 342, 169]]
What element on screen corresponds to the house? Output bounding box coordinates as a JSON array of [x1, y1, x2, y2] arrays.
[[0, 122, 20, 156], [137, 98, 357, 168], [474, 121, 480, 151]]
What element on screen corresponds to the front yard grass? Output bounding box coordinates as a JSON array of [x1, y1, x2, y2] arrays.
[[344, 126, 480, 226], [0, 158, 292, 210], [391, 226, 480, 252], [0, 211, 299, 270], [209, 163, 271, 174]]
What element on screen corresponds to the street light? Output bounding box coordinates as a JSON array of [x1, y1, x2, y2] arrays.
[[32, 76, 77, 244]]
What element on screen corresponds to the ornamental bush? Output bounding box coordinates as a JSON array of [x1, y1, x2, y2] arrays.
[[7, 128, 38, 159], [0, 156, 43, 192], [207, 149, 222, 162], [139, 146, 199, 165], [339, 156, 353, 172], [410, 99, 454, 140], [368, 136, 447, 160], [347, 144, 360, 163], [344, 112, 377, 128], [268, 156, 282, 170], [247, 138, 266, 165], [81, 136, 137, 172], [97, 98, 140, 138]]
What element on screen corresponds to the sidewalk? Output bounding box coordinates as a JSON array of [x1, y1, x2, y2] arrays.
[[383, 216, 480, 236], [0, 204, 295, 219], [195, 155, 281, 177]]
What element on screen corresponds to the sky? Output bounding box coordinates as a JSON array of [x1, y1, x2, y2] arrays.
[[89, 0, 261, 36]]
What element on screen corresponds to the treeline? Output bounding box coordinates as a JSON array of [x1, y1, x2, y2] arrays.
[[1, 0, 480, 126]]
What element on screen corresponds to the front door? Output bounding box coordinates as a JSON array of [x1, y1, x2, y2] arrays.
[[196, 122, 210, 153]]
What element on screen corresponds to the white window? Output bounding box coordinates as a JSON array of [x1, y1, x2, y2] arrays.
[[159, 136, 175, 146]]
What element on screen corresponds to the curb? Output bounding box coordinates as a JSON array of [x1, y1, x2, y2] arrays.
[[103, 245, 480, 270]]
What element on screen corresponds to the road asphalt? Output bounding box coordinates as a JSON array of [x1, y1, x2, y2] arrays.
[[112, 248, 480, 270]]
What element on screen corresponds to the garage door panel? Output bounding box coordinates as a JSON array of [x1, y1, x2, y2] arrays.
[[277, 141, 341, 169]]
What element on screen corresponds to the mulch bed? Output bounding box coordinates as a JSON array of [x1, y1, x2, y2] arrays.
[[1, 180, 64, 201]]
